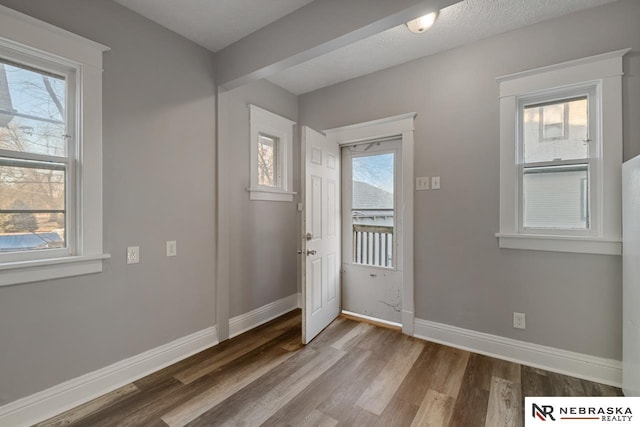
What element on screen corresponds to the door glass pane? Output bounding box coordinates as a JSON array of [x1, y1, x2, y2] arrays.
[[0, 163, 66, 251], [523, 97, 589, 163], [257, 133, 278, 187], [352, 153, 394, 267], [0, 60, 67, 157], [523, 165, 588, 229]]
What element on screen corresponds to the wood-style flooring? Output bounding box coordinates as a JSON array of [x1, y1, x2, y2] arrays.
[[37, 310, 622, 427]]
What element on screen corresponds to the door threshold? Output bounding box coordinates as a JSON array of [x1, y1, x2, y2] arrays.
[[340, 310, 402, 330]]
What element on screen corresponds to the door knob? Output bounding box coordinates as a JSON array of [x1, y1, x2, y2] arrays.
[[297, 249, 303, 254], [306, 249, 317, 256]]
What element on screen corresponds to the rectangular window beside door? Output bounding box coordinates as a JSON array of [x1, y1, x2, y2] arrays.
[[519, 92, 594, 232], [496, 49, 628, 255], [257, 133, 279, 187], [248, 104, 296, 202]]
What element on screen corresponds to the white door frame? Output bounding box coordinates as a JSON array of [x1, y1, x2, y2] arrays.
[[324, 113, 416, 335]]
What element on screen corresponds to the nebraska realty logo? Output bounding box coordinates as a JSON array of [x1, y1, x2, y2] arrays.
[[525, 397, 640, 426]]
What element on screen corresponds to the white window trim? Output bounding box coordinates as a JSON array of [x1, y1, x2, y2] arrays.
[[0, 5, 110, 286], [496, 49, 629, 255], [248, 104, 296, 202], [0, 49, 78, 264]]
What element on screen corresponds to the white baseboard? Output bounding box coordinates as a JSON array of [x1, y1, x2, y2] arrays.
[[229, 293, 299, 339], [414, 318, 622, 388], [0, 326, 218, 427]]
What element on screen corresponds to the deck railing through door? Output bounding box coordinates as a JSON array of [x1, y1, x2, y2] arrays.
[[353, 224, 393, 267]]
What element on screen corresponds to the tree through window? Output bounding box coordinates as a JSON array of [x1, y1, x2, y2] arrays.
[[0, 59, 69, 252], [257, 133, 278, 187]]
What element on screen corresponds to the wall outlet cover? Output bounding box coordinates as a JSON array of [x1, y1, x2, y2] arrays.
[[166, 241, 177, 257], [513, 312, 526, 329], [127, 246, 140, 264]]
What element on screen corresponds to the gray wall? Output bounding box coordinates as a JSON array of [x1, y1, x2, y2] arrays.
[[300, 0, 640, 359], [0, 0, 216, 405], [225, 80, 299, 318]]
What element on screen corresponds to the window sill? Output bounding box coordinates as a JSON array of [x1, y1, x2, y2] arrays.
[[0, 254, 111, 287], [247, 187, 296, 202], [496, 233, 621, 255]]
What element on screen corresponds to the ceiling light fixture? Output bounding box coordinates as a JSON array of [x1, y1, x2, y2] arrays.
[[406, 11, 438, 33]]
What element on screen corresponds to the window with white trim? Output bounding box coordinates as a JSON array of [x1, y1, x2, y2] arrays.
[[0, 5, 109, 286], [248, 104, 296, 202], [496, 49, 628, 255], [519, 87, 596, 234], [0, 54, 75, 258]]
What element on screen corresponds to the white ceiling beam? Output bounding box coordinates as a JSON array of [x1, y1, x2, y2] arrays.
[[214, 0, 460, 90]]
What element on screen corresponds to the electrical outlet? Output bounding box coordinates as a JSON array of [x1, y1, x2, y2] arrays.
[[513, 312, 526, 329], [166, 240, 177, 257], [416, 177, 430, 191], [127, 246, 139, 264]]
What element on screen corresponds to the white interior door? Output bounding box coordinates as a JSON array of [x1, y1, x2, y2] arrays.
[[301, 126, 341, 344]]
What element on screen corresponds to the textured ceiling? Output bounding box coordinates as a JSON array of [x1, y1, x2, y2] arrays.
[[267, 0, 618, 95], [113, 0, 315, 52], [114, 0, 618, 92]]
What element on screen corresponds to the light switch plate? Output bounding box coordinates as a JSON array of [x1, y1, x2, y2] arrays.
[[416, 177, 430, 191], [166, 241, 177, 257], [431, 176, 441, 190], [127, 246, 139, 264]]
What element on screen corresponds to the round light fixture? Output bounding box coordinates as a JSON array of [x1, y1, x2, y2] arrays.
[[406, 11, 438, 33]]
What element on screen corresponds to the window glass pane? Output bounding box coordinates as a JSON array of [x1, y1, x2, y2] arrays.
[[0, 212, 65, 251], [523, 165, 588, 229], [523, 97, 588, 163], [0, 60, 66, 157], [352, 153, 394, 208], [0, 163, 66, 251], [352, 153, 394, 267], [0, 164, 65, 210], [257, 133, 278, 187]]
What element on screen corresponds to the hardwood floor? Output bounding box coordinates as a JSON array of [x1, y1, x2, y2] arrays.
[[37, 310, 622, 427]]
